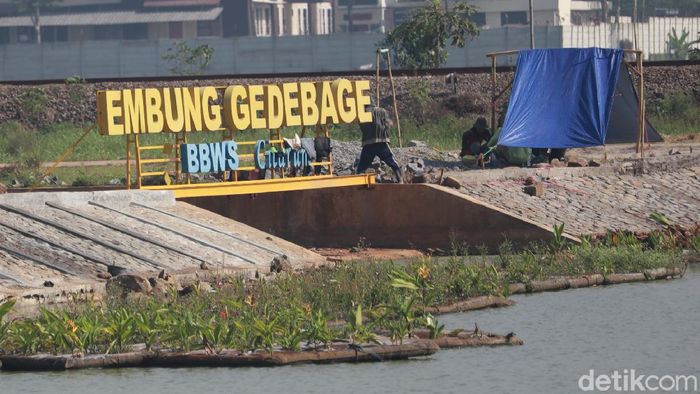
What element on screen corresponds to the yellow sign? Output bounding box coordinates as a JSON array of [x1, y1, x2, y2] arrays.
[[97, 79, 373, 136]]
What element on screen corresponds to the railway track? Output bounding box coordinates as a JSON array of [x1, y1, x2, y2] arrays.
[[2, 59, 699, 86]]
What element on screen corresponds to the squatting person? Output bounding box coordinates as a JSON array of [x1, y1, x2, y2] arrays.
[[356, 105, 403, 183], [460, 117, 492, 158]]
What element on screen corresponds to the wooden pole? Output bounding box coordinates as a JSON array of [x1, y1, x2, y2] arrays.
[[490, 55, 497, 131], [386, 52, 402, 148], [486, 50, 519, 57], [639, 52, 645, 158], [375, 50, 380, 105], [632, 0, 638, 50], [528, 0, 535, 49]]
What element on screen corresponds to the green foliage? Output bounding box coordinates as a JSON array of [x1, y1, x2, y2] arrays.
[[649, 211, 672, 227], [405, 79, 433, 125], [64, 75, 86, 84], [20, 87, 48, 123], [423, 314, 445, 339], [648, 92, 700, 136], [345, 304, 379, 345], [65, 75, 86, 105], [104, 308, 135, 354], [666, 28, 700, 60], [304, 310, 334, 349], [0, 238, 684, 356], [0, 299, 16, 351], [690, 236, 700, 256], [551, 223, 567, 252], [162, 41, 215, 76], [382, 0, 480, 69]]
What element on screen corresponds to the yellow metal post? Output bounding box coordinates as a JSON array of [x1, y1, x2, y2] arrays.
[[126, 134, 133, 189], [134, 134, 142, 188]]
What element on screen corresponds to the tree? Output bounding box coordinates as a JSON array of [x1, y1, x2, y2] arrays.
[[667, 27, 700, 59], [600, 0, 610, 22], [162, 41, 215, 76], [12, 0, 62, 44], [381, 0, 480, 69]]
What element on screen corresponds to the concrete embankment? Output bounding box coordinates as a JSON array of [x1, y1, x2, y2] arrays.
[[184, 183, 577, 251], [0, 190, 325, 306], [448, 163, 700, 236]]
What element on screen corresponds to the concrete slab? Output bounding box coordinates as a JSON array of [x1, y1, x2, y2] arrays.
[[0, 190, 326, 306]]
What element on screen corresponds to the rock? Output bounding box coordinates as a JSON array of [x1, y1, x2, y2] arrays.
[[270, 255, 292, 273], [107, 274, 152, 294], [567, 158, 588, 167], [523, 182, 545, 197], [0, 183, 7, 194], [96, 272, 112, 280], [107, 265, 127, 277], [550, 158, 565, 167], [157, 269, 169, 280], [668, 148, 681, 155], [407, 140, 428, 148], [588, 159, 601, 167], [150, 277, 179, 298], [178, 281, 211, 297], [199, 261, 209, 270], [443, 176, 462, 189], [524, 176, 537, 185], [411, 173, 427, 183], [43, 280, 54, 287]]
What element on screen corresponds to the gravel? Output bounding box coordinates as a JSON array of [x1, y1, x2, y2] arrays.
[[1, 64, 697, 128]]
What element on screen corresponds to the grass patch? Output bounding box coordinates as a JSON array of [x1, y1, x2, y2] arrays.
[[331, 114, 474, 151], [648, 92, 700, 136]]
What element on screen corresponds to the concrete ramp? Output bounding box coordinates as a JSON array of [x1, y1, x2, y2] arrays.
[[0, 190, 325, 304], [184, 184, 565, 251]]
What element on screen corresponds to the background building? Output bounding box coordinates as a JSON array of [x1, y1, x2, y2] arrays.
[[0, 0, 696, 80], [334, 0, 613, 34], [0, 0, 334, 43]]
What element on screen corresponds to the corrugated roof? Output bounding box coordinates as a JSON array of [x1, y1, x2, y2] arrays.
[[0, 7, 223, 27]]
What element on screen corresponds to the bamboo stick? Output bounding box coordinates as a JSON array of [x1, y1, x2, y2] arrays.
[[386, 52, 402, 148]]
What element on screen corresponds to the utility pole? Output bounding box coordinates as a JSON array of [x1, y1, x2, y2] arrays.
[[529, 0, 535, 48]]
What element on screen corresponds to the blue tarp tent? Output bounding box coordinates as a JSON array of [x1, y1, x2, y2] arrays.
[[498, 48, 624, 148]]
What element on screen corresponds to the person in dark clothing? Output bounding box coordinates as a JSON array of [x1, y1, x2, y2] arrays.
[[460, 117, 492, 157], [356, 105, 403, 183]]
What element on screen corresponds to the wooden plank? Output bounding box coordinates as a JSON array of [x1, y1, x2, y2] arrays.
[[0, 203, 164, 270]]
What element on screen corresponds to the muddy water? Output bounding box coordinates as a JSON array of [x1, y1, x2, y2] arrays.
[[3, 266, 699, 394]]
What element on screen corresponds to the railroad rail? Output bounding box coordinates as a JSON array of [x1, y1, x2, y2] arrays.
[[2, 59, 698, 86]]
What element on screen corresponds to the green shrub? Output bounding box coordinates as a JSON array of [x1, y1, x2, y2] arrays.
[[20, 87, 49, 124]]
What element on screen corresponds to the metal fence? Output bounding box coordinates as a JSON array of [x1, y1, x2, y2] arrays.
[[0, 27, 559, 81], [562, 17, 700, 59]]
